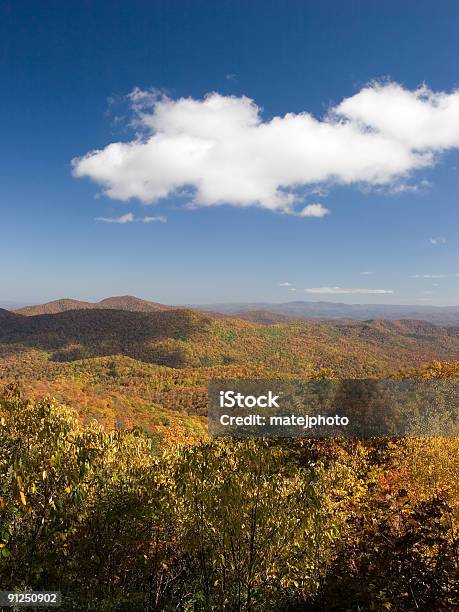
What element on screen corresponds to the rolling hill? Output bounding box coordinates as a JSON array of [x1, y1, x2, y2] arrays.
[[2, 307, 459, 375], [14, 295, 173, 316], [2, 306, 459, 440]]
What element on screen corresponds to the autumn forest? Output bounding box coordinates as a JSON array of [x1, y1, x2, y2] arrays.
[[0, 296, 458, 610]]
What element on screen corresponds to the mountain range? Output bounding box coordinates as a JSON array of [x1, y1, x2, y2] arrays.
[[196, 300, 459, 325], [7, 295, 459, 325], [1, 299, 459, 375], [2, 295, 459, 436]]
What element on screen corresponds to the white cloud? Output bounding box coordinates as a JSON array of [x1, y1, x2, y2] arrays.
[[225, 73, 237, 81], [279, 282, 292, 286], [360, 271, 375, 275], [96, 212, 166, 224], [336, 82, 459, 151], [304, 287, 393, 294], [73, 82, 459, 214], [297, 203, 330, 217], [387, 179, 432, 194], [96, 213, 135, 224], [429, 236, 446, 245], [142, 215, 167, 223], [411, 273, 459, 278]]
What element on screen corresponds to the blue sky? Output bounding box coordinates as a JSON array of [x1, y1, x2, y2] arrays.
[[1, 0, 458, 306]]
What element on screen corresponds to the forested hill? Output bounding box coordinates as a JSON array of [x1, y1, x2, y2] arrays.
[[2, 307, 459, 374], [14, 295, 174, 316]]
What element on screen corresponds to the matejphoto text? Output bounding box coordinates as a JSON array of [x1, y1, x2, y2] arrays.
[[219, 413, 349, 429]]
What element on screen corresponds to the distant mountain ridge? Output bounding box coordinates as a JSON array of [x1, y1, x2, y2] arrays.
[[15, 295, 174, 316], [10, 296, 459, 325], [196, 300, 459, 326]]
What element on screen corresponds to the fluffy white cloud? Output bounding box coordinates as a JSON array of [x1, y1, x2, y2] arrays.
[[304, 287, 393, 294], [336, 83, 459, 151], [96, 213, 166, 224], [73, 82, 459, 214]]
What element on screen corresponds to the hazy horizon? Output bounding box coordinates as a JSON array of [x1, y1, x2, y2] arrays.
[[3, 294, 459, 310]]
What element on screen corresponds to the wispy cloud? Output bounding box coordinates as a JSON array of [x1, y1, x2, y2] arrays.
[[73, 82, 459, 214], [411, 273, 459, 278], [387, 179, 432, 194], [142, 215, 167, 223], [225, 73, 237, 81], [429, 237, 447, 245], [360, 271, 375, 276], [96, 212, 166, 224], [304, 286, 393, 294], [96, 213, 135, 224], [279, 282, 298, 292]]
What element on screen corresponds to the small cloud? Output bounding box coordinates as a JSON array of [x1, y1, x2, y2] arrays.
[[411, 273, 459, 278], [422, 290, 434, 294], [304, 286, 393, 294], [429, 237, 446, 245], [297, 203, 330, 218], [96, 213, 166, 224], [225, 73, 237, 81], [142, 215, 167, 223], [388, 179, 432, 194], [360, 271, 375, 276], [96, 213, 135, 224], [289, 287, 297, 292], [279, 282, 292, 287]]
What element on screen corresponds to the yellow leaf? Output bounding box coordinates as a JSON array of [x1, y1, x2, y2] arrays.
[[19, 491, 27, 506]]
